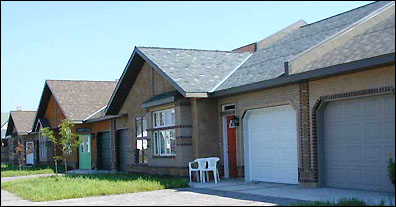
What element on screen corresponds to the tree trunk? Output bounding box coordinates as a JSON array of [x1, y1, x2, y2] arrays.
[[55, 160, 58, 175], [64, 158, 67, 175], [54, 143, 58, 175]]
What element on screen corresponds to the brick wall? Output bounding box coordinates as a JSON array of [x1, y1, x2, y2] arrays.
[[307, 65, 395, 185]]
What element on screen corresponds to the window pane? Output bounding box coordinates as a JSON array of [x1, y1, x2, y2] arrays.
[[137, 139, 143, 150], [171, 109, 175, 126], [142, 117, 147, 138], [143, 140, 148, 163], [153, 132, 158, 155], [159, 112, 165, 126], [169, 129, 176, 155], [136, 118, 142, 138], [159, 131, 165, 154], [153, 113, 158, 128]]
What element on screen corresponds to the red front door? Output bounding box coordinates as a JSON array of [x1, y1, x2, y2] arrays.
[[227, 116, 238, 178]]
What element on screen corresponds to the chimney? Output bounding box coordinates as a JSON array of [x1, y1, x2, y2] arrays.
[[16, 106, 22, 111], [232, 42, 257, 53]]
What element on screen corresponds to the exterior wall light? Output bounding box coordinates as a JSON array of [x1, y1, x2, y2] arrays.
[[230, 116, 240, 127]]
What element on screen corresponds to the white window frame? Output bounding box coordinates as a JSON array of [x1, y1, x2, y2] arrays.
[[153, 108, 176, 156]]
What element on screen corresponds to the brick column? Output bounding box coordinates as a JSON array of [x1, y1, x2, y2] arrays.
[[298, 81, 316, 186], [110, 118, 117, 171]]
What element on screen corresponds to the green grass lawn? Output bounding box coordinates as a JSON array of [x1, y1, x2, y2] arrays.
[[1, 164, 56, 177], [1, 173, 189, 201]]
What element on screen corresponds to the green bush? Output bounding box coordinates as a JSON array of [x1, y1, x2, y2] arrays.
[[388, 154, 395, 186]]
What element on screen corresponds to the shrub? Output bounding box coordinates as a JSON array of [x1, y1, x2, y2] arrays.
[[388, 153, 395, 187]]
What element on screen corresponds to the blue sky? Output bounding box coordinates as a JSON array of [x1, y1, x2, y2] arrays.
[[1, 1, 372, 113]]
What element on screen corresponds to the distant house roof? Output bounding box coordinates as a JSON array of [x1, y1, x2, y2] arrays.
[[1, 113, 9, 139], [6, 111, 36, 136], [33, 80, 117, 130], [1, 113, 9, 128], [216, 1, 393, 91]]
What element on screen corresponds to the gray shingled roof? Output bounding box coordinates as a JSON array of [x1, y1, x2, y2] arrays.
[[47, 80, 117, 121], [299, 13, 395, 72], [10, 111, 36, 134], [216, 1, 392, 91], [138, 47, 251, 93]]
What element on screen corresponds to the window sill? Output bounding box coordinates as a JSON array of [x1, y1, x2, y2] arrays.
[[152, 155, 176, 159]]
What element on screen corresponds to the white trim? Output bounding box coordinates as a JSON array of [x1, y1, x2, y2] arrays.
[[222, 103, 236, 112], [222, 116, 230, 178], [209, 54, 253, 93], [83, 106, 107, 121], [243, 112, 251, 182], [185, 93, 208, 98]]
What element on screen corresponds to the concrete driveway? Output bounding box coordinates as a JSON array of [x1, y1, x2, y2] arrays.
[[190, 179, 395, 206]]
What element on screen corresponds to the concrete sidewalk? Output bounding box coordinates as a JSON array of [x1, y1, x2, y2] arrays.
[[190, 179, 395, 205]]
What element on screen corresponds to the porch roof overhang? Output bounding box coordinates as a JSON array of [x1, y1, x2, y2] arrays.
[[141, 90, 183, 109]]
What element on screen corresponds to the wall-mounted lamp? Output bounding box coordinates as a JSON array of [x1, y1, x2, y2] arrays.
[[230, 116, 240, 127]]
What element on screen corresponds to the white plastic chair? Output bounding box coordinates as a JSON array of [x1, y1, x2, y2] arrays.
[[202, 157, 221, 184], [188, 158, 207, 183]]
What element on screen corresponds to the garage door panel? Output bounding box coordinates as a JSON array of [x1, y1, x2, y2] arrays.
[[384, 121, 395, 138], [246, 105, 298, 184], [324, 94, 395, 192]]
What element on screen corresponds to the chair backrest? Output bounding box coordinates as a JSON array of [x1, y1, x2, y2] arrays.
[[206, 157, 220, 168], [194, 158, 207, 169]]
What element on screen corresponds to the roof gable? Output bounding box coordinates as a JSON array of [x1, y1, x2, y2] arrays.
[[6, 111, 36, 136], [105, 47, 251, 114], [34, 80, 117, 130], [138, 47, 251, 93]]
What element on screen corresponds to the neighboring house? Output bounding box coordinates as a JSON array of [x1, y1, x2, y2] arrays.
[[105, 0, 395, 193], [1, 113, 10, 163], [5, 111, 37, 165], [31, 80, 118, 169]]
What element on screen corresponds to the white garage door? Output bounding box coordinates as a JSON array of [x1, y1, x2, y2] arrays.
[[244, 105, 298, 184], [324, 94, 395, 192]]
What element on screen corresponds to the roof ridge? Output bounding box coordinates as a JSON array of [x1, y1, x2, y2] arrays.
[[138, 46, 250, 53], [301, 1, 390, 28], [46, 79, 117, 82], [10, 110, 36, 112]]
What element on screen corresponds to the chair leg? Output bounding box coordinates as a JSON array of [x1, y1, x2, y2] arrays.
[[196, 171, 199, 183], [214, 170, 217, 184], [206, 171, 209, 182], [189, 170, 192, 183], [217, 169, 220, 182], [201, 171, 205, 183]]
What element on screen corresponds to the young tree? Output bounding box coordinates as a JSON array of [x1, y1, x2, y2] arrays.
[[41, 119, 81, 175], [41, 127, 60, 175], [14, 141, 25, 171]]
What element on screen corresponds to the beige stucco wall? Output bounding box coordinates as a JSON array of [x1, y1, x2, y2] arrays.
[[117, 62, 190, 169], [191, 98, 220, 159], [217, 83, 301, 175]]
